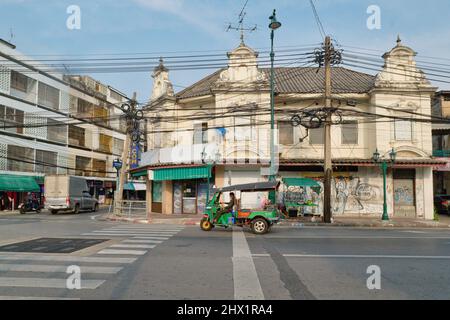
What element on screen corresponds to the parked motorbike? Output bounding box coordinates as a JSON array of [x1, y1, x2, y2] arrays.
[[18, 201, 41, 214]]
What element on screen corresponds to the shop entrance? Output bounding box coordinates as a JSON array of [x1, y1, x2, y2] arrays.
[[393, 169, 416, 218], [173, 179, 210, 214]]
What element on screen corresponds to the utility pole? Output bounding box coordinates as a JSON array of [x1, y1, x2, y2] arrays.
[[115, 92, 137, 215], [323, 36, 332, 223]]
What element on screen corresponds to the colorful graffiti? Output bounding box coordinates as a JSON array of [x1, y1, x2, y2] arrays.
[[282, 176, 380, 215]]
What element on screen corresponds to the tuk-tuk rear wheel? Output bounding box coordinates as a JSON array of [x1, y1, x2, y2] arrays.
[[251, 218, 269, 234], [200, 219, 213, 231]]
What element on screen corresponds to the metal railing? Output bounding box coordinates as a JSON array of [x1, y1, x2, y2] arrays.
[[109, 200, 147, 218]]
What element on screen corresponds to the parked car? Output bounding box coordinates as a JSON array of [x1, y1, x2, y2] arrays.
[[44, 175, 99, 214], [434, 195, 450, 215]]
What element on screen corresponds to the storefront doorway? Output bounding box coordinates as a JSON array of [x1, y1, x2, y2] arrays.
[[393, 169, 416, 218], [173, 179, 210, 214]]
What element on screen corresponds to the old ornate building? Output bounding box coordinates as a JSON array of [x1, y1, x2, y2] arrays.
[[133, 38, 442, 219]]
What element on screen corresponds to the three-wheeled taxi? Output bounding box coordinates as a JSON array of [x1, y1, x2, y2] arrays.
[[200, 181, 281, 234]]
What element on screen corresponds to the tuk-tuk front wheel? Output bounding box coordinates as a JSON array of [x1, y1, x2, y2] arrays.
[[251, 218, 269, 234], [200, 219, 213, 231]]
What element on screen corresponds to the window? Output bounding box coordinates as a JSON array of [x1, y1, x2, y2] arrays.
[[0, 105, 24, 134], [309, 127, 324, 145], [38, 82, 59, 110], [279, 121, 294, 145], [75, 156, 91, 176], [110, 90, 123, 102], [11, 71, 28, 92], [47, 119, 67, 144], [113, 138, 124, 155], [7, 145, 34, 172], [341, 121, 358, 145], [193, 122, 208, 144], [35, 150, 57, 175], [99, 134, 113, 153], [68, 125, 85, 147], [394, 120, 412, 141], [77, 99, 93, 117], [92, 159, 106, 177]]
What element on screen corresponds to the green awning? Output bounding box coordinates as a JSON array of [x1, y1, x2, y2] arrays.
[[131, 169, 147, 177], [151, 166, 211, 181], [0, 175, 41, 192], [282, 178, 321, 188]]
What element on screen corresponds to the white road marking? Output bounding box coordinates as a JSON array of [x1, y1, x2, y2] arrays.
[[0, 296, 80, 300], [132, 236, 170, 240], [0, 254, 137, 264], [110, 244, 156, 249], [123, 239, 163, 244], [92, 232, 176, 237], [264, 236, 450, 239], [97, 249, 147, 255], [0, 264, 122, 274], [0, 277, 104, 289], [232, 227, 264, 300], [82, 233, 174, 237], [252, 253, 450, 259], [90, 215, 100, 220]]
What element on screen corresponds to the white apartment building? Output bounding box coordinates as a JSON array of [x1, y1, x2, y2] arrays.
[[0, 39, 128, 208], [135, 39, 442, 220]]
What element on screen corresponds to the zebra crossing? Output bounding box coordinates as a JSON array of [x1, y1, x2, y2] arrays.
[[0, 224, 184, 300]]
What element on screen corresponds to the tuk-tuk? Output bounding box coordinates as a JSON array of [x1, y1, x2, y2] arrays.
[[200, 181, 281, 234]]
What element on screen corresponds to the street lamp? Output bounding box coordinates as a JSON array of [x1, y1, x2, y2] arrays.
[[201, 149, 221, 209], [269, 9, 281, 182], [112, 158, 123, 202], [372, 148, 397, 221]]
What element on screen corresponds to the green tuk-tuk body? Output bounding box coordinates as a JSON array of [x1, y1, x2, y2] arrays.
[[200, 181, 281, 234]]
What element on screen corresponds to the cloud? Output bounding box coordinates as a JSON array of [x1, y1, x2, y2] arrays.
[[132, 0, 224, 37]]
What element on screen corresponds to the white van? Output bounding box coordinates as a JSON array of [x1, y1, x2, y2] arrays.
[[44, 175, 99, 214]]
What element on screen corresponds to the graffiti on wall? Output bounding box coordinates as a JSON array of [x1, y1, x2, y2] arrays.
[[283, 176, 381, 215]]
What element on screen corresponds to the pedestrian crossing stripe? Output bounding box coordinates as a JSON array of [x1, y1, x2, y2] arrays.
[[82, 233, 175, 237], [0, 264, 122, 274], [0, 254, 137, 264], [123, 239, 163, 244], [97, 249, 147, 255], [110, 244, 156, 249], [0, 277, 105, 289]]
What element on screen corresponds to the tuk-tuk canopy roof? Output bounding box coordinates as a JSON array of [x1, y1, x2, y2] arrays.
[[215, 181, 280, 193], [282, 177, 321, 188]]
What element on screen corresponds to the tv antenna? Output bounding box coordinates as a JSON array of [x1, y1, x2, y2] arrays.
[[226, 0, 257, 44], [9, 28, 14, 43]]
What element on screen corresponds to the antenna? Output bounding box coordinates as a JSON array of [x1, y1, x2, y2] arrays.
[[226, 0, 257, 45], [9, 27, 14, 42]]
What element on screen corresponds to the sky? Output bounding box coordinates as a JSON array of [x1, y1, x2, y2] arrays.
[[1, 0, 450, 102]]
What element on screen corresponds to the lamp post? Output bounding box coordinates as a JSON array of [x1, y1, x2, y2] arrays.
[[201, 149, 221, 209], [112, 158, 123, 202], [372, 148, 397, 221], [268, 9, 281, 182]]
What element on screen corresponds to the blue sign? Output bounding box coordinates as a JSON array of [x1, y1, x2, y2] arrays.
[[130, 142, 141, 169]]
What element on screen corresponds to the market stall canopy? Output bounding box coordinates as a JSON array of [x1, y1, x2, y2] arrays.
[[282, 178, 321, 188], [0, 175, 40, 192]]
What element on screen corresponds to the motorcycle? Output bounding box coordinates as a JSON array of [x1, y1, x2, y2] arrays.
[[18, 201, 41, 214]]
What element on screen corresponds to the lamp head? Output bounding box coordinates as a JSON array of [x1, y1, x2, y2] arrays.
[[389, 148, 397, 163], [372, 149, 380, 163], [269, 9, 282, 30]]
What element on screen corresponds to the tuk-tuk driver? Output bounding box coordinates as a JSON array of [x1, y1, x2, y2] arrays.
[[214, 192, 237, 223]]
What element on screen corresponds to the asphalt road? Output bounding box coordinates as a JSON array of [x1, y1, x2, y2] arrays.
[[0, 209, 450, 300]]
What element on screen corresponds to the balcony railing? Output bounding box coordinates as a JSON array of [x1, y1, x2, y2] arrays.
[[433, 149, 450, 157]]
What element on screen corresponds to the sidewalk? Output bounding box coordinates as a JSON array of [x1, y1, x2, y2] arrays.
[[103, 212, 450, 228]]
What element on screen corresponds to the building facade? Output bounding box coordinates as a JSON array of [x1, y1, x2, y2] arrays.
[[135, 39, 440, 220], [432, 90, 450, 194], [0, 39, 128, 209]]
